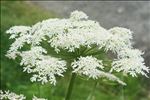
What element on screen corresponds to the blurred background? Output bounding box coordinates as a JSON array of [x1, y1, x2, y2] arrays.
[[1, 1, 150, 100]]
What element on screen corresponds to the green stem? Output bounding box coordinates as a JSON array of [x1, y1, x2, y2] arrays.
[[65, 73, 77, 100], [121, 75, 124, 100], [38, 83, 41, 97], [84, 46, 97, 55], [87, 81, 98, 100]]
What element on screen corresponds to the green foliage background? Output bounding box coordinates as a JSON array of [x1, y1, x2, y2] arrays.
[[0, 1, 149, 100]]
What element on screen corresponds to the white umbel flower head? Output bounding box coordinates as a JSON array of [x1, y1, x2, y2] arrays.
[[105, 27, 133, 53], [71, 56, 126, 85], [0, 90, 26, 100], [5, 34, 32, 59], [0, 90, 48, 100], [109, 27, 133, 41], [20, 46, 47, 67], [70, 10, 88, 20], [111, 48, 149, 77], [117, 48, 144, 59], [48, 20, 110, 52], [112, 58, 149, 77], [5, 10, 149, 86], [30, 56, 67, 85], [20, 46, 66, 85], [71, 56, 104, 79], [6, 26, 31, 39]]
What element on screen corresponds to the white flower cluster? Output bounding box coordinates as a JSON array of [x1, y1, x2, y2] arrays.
[[0, 90, 26, 100], [105, 27, 132, 53], [6, 10, 149, 85], [108, 27, 149, 77], [111, 48, 149, 77], [0, 90, 47, 100], [72, 56, 104, 79], [5, 27, 32, 60], [70, 10, 88, 20], [20, 46, 66, 85], [6, 26, 31, 39], [71, 56, 126, 85]]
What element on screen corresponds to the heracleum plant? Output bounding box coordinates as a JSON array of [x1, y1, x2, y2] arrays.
[[1, 10, 149, 100]]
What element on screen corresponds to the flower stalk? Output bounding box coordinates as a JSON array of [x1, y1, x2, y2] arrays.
[[87, 81, 98, 100], [65, 73, 77, 100]]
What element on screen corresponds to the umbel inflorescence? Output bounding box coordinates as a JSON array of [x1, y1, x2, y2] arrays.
[[5, 10, 149, 87], [0, 90, 47, 100]]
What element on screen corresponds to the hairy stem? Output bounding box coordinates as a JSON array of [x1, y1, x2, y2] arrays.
[[65, 73, 77, 100]]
